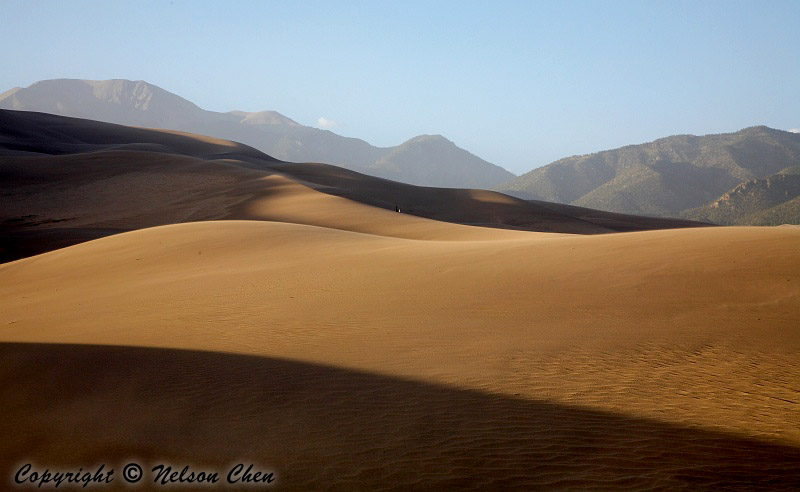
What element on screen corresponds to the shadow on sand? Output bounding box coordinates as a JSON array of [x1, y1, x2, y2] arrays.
[[1, 342, 798, 490]]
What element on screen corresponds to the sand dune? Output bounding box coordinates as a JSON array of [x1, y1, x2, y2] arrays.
[[1, 110, 798, 489], [1, 221, 798, 489]]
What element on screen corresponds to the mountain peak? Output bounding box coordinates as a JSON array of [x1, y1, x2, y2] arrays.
[[228, 110, 300, 127], [84, 79, 165, 111], [0, 78, 203, 123], [738, 125, 776, 135], [0, 86, 21, 101], [405, 134, 452, 146]]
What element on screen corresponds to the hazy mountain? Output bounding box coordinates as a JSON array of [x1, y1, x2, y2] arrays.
[[683, 167, 800, 225], [367, 135, 513, 188], [0, 79, 514, 188], [496, 126, 800, 220], [229, 110, 301, 127], [0, 79, 210, 129]]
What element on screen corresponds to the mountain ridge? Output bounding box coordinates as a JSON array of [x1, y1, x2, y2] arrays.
[[495, 126, 800, 223]]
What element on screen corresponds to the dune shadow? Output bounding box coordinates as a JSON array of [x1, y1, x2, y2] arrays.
[[1, 342, 798, 490]]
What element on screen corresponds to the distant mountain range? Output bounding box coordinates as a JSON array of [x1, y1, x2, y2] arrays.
[[496, 126, 800, 225], [0, 79, 515, 189]]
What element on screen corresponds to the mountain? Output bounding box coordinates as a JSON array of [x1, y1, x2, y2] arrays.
[[0, 79, 515, 188], [367, 134, 514, 188], [0, 79, 209, 129], [683, 167, 800, 225], [229, 109, 301, 127], [496, 126, 800, 221]]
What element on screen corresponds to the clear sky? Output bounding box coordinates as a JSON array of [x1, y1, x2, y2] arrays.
[[3, 0, 799, 174]]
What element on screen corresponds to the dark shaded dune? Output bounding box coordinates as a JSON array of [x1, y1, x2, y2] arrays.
[[528, 199, 711, 232], [0, 110, 274, 160], [0, 150, 269, 262], [2, 343, 798, 491]]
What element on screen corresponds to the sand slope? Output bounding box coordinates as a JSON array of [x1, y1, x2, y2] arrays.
[[1, 221, 798, 489]]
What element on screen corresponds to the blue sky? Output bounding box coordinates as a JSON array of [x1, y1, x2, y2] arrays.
[[3, 0, 799, 174]]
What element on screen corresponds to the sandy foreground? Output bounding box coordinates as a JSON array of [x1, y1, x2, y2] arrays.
[[1, 222, 799, 490], [1, 111, 799, 489]]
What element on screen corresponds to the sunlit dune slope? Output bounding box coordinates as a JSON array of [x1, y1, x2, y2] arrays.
[[1, 221, 797, 447]]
